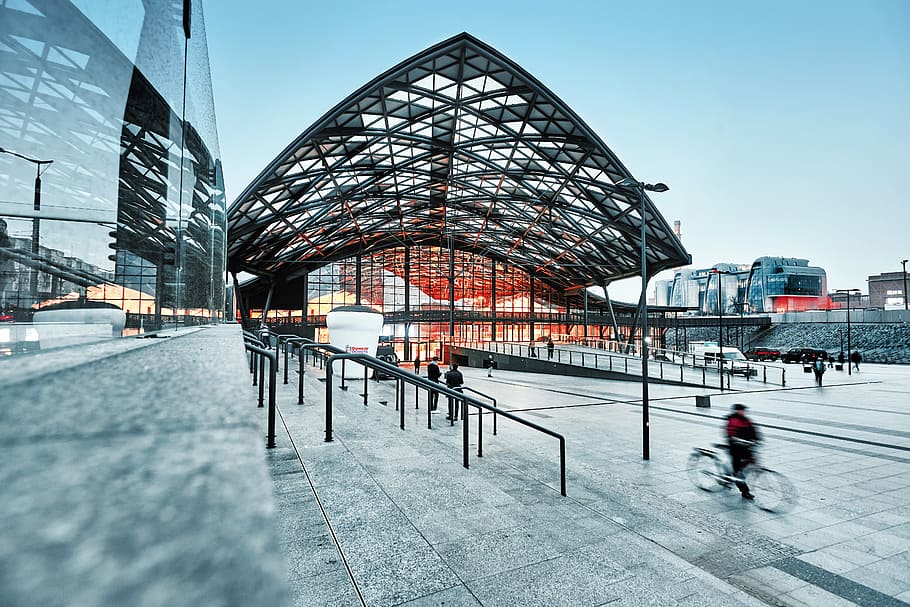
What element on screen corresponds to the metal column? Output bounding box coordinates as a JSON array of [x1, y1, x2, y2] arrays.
[[491, 258, 497, 341]]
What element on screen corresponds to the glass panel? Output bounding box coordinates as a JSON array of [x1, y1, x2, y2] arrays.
[[0, 1, 225, 354]]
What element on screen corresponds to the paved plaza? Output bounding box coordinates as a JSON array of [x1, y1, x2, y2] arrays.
[[3, 326, 906, 607], [266, 342, 910, 607]]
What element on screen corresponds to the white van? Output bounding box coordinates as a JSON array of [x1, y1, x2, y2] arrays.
[[688, 342, 756, 376]]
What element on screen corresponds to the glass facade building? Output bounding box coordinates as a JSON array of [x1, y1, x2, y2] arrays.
[[228, 33, 690, 357], [659, 257, 829, 316], [745, 257, 827, 313], [0, 0, 225, 353]]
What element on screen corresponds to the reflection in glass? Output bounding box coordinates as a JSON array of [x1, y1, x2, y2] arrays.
[[0, 0, 225, 354]]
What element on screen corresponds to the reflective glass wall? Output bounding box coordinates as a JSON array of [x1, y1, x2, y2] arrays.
[[0, 0, 225, 353], [248, 246, 583, 356]]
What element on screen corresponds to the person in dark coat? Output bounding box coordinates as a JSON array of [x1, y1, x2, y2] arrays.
[[725, 404, 760, 500], [813, 357, 826, 386], [546, 336, 555, 360], [850, 350, 862, 371], [444, 363, 464, 421], [426, 357, 441, 410], [414, 356, 421, 374]]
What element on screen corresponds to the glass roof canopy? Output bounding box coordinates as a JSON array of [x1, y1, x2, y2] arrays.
[[227, 33, 690, 294]]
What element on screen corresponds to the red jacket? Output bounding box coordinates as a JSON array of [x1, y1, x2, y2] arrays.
[[726, 413, 758, 442]]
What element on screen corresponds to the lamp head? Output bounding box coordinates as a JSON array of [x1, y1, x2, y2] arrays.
[[646, 182, 669, 193]]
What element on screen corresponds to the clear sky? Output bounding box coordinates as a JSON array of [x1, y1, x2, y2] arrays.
[[205, 0, 910, 303]]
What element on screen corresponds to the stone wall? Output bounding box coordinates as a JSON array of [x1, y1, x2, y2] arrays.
[[664, 323, 910, 365]]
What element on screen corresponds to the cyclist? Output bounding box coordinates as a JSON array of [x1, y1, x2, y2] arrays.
[[726, 404, 759, 500]]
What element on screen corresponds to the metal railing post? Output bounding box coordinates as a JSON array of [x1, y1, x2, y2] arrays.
[[462, 399, 469, 469], [477, 403, 483, 457], [258, 354, 265, 407], [244, 343, 278, 449], [325, 360, 334, 442], [559, 437, 566, 496], [297, 344, 304, 404], [400, 386, 405, 430]]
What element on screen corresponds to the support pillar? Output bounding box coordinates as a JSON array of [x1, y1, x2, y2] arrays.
[[355, 254, 362, 305], [491, 258, 497, 341], [583, 287, 589, 339], [404, 246, 411, 358], [603, 282, 622, 348], [261, 282, 275, 328], [301, 271, 309, 334], [448, 236, 455, 360], [530, 275, 536, 341]]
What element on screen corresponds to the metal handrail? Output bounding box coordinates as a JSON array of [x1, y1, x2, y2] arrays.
[[460, 386, 498, 438], [325, 352, 567, 496], [460, 339, 786, 388], [244, 342, 277, 449]]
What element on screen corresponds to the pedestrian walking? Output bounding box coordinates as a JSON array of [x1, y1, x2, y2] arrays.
[[547, 336, 555, 360], [813, 357, 826, 386], [850, 350, 862, 371], [426, 357, 441, 410], [444, 363, 464, 421], [414, 356, 421, 374]]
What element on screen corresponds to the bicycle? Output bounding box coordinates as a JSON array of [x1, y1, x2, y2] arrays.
[[687, 442, 797, 512]]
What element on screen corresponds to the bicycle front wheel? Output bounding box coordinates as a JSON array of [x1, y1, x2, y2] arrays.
[[745, 467, 797, 512], [687, 451, 725, 492]]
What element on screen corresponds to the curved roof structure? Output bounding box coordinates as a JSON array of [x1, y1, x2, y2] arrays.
[[227, 33, 689, 292]]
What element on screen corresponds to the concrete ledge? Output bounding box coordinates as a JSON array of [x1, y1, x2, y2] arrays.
[[0, 325, 289, 607]]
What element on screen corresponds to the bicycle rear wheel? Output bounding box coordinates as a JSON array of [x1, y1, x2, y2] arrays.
[[745, 467, 797, 512], [687, 451, 725, 492]]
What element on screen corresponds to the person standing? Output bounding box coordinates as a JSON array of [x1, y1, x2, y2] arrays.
[[813, 357, 826, 386], [444, 363, 464, 421], [850, 350, 862, 371], [426, 357, 441, 411], [414, 356, 421, 375], [725, 404, 759, 500], [0, 219, 13, 306], [528, 340, 536, 358], [546, 336, 555, 360]]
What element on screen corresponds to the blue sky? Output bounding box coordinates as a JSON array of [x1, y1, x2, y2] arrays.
[[205, 0, 910, 303]]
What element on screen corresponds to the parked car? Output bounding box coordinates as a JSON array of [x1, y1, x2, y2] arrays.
[[782, 348, 827, 364], [744, 348, 780, 362], [692, 345, 758, 377]]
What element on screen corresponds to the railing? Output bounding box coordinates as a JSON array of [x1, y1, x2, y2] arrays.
[[460, 386, 499, 457], [458, 339, 787, 388], [323, 352, 567, 496], [242, 335, 277, 449], [247, 329, 567, 495]]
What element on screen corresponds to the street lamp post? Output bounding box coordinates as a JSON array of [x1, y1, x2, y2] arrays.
[[902, 259, 908, 311], [0, 147, 53, 307], [836, 289, 860, 376], [617, 177, 669, 461], [712, 269, 733, 390]]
